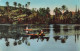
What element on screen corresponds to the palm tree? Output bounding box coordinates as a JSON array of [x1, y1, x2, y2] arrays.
[[38, 8, 47, 23], [27, 2, 30, 5], [6, 1, 10, 17], [13, 2, 17, 8], [18, 3, 22, 14], [46, 7, 50, 13], [46, 7, 50, 22], [25, 4, 28, 9], [54, 7, 62, 22], [18, 3, 21, 8], [61, 5, 67, 14], [22, 5, 24, 8], [6, 1, 9, 7], [54, 7, 61, 17], [27, 2, 30, 9]]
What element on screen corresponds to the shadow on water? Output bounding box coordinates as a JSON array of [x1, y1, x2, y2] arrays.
[[4, 35, 50, 46], [0, 24, 51, 46], [63, 25, 68, 32], [53, 35, 68, 43], [1, 24, 80, 47], [53, 24, 60, 33], [74, 26, 80, 30]]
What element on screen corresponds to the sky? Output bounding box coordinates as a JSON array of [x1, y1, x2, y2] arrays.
[[0, 0, 79, 15]]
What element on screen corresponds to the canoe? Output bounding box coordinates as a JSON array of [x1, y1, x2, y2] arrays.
[[24, 29, 32, 31], [26, 34, 45, 36]]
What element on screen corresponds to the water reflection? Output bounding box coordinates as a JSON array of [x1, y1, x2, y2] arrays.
[[53, 35, 68, 43], [0, 24, 80, 51], [1, 34, 50, 46], [0, 24, 50, 46], [53, 24, 60, 33]]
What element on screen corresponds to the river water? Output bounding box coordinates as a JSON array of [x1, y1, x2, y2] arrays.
[[0, 24, 80, 51]]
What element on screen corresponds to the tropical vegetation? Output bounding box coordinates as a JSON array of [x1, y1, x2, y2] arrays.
[[0, 2, 80, 24]]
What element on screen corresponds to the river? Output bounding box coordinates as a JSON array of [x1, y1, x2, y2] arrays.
[[0, 24, 79, 51]]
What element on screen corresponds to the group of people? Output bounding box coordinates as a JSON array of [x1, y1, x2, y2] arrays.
[[25, 27, 44, 35]]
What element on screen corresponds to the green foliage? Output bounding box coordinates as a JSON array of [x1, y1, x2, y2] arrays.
[[18, 3, 21, 8], [13, 2, 17, 8], [6, 1, 9, 7], [1, 2, 80, 24]]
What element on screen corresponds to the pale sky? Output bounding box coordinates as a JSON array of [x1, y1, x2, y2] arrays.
[[0, 0, 79, 15]]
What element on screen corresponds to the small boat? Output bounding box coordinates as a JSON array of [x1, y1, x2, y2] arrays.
[[26, 33, 45, 36], [24, 29, 33, 31], [24, 27, 33, 31]]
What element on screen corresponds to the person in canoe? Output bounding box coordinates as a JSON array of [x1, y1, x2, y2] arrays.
[[41, 30, 44, 34], [26, 27, 28, 34], [38, 30, 45, 36], [24, 27, 32, 31], [36, 30, 44, 36]]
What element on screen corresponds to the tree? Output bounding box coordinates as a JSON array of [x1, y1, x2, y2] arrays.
[[18, 3, 21, 8], [13, 2, 17, 8], [22, 5, 24, 8], [25, 4, 28, 9], [6, 1, 9, 7], [32, 8, 36, 13], [27, 2, 30, 9], [53, 7, 62, 23], [45, 7, 50, 23], [46, 7, 50, 14], [61, 5, 67, 14], [38, 8, 48, 23], [54, 7, 62, 17], [27, 2, 30, 5], [6, 1, 10, 17]]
